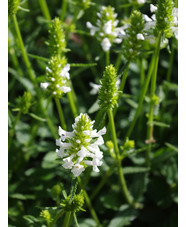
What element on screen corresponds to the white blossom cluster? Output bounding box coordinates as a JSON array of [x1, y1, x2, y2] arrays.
[[143, 4, 178, 40], [86, 6, 125, 52], [56, 113, 106, 177], [40, 60, 71, 96]]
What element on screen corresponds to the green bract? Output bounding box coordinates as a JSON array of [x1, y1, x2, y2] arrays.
[[48, 17, 67, 57], [155, 0, 174, 38], [123, 10, 145, 62], [98, 65, 119, 111], [8, 0, 20, 15]]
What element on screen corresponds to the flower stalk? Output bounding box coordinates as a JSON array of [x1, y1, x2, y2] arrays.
[[146, 32, 162, 167], [38, 0, 51, 21], [54, 98, 67, 130]]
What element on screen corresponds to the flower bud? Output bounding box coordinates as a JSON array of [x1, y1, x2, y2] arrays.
[[155, 0, 174, 38], [8, 0, 20, 15], [98, 65, 119, 111], [123, 10, 145, 61], [48, 17, 67, 57], [40, 210, 51, 223], [17, 91, 32, 114]]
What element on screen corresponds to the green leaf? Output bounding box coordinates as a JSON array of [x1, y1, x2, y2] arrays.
[[78, 218, 96, 227], [41, 151, 58, 169], [23, 215, 39, 224], [28, 113, 46, 122], [165, 142, 178, 152], [123, 167, 150, 174], [8, 67, 35, 95], [108, 205, 138, 227], [88, 100, 99, 114], [70, 63, 97, 67], [125, 99, 138, 109], [9, 193, 35, 200], [153, 121, 170, 128]]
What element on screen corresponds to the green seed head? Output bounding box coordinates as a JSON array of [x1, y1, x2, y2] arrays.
[[154, 0, 174, 38], [8, 0, 20, 15], [61, 191, 85, 213], [123, 10, 145, 62], [98, 65, 119, 111], [124, 137, 135, 151], [48, 17, 67, 57], [17, 91, 32, 114]]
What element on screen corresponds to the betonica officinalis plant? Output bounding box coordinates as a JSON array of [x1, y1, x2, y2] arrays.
[[8, 0, 178, 226]]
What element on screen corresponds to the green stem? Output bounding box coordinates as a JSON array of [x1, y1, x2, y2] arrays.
[[9, 47, 24, 77], [78, 177, 100, 226], [60, 0, 67, 21], [8, 111, 21, 151], [115, 52, 122, 70], [67, 91, 78, 118], [12, 14, 36, 83], [63, 211, 71, 227], [126, 52, 156, 138], [54, 98, 67, 130], [166, 42, 175, 82], [107, 109, 133, 205], [90, 164, 116, 201], [106, 50, 110, 65], [119, 62, 130, 93], [146, 32, 162, 167], [38, 0, 51, 21], [49, 209, 65, 227]]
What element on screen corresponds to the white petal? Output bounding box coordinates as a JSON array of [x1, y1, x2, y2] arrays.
[[71, 164, 85, 177], [150, 4, 157, 13], [137, 33, 145, 40], [40, 82, 49, 89], [60, 86, 71, 93], [101, 38, 111, 52]]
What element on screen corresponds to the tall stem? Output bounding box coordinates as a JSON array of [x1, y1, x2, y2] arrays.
[[67, 91, 78, 118], [126, 52, 156, 138], [62, 211, 71, 227], [12, 14, 57, 139], [78, 177, 100, 226], [60, 0, 67, 21], [38, 0, 51, 21], [146, 32, 161, 167], [54, 98, 67, 130], [107, 109, 133, 205], [12, 14, 36, 83], [119, 62, 130, 93]]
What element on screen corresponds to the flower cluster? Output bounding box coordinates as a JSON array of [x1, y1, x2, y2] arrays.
[[143, 1, 178, 40], [86, 6, 125, 52], [40, 56, 71, 97], [98, 65, 119, 110], [17, 91, 32, 114], [56, 113, 106, 177]]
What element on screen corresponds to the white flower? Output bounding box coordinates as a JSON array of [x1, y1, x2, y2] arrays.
[[137, 0, 146, 4], [103, 20, 112, 34], [86, 22, 99, 36], [71, 164, 85, 177], [150, 4, 157, 13], [60, 64, 70, 79], [56, 113, 106, 177], [137, 33, 145, 40], [40, 82, 49, 89], [101, 38, 111, 51], [89, 82, 101, 95]]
